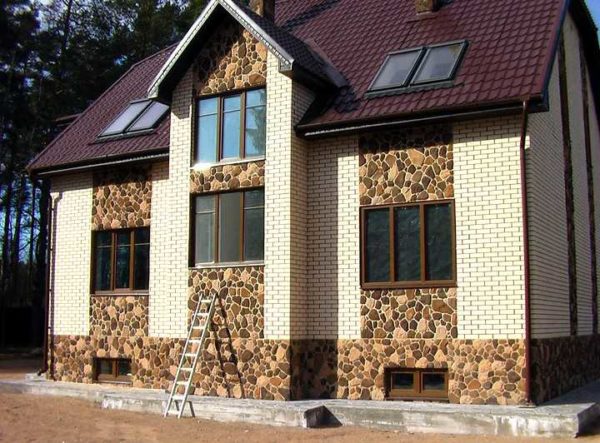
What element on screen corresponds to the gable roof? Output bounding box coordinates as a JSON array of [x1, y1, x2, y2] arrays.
[[29, 0, 599, 174], [28, 46, 174, 175], [148, 0, 338, 102]]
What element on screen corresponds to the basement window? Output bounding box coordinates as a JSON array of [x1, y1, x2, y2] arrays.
[[94, 358, 132, 384], [386, 368, 448, 401], [368, 41, 467, 95]]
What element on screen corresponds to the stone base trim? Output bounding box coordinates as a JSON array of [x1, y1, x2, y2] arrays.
[[531, 335, 600, 404], [49, 336, 525, 405]]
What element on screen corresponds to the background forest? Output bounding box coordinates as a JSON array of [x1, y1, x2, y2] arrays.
[[0, 0, 206, 349]]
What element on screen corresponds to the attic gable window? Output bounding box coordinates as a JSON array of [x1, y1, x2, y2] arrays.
[[99, 99, 169, 138], [368, 41, 467, 95]]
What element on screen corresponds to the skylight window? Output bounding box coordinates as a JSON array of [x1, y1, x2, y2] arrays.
[[369, 41, 467, 94], [99, 99, 169, 138]]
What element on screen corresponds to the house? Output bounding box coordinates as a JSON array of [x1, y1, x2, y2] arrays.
[[28, 0, 600, 406]]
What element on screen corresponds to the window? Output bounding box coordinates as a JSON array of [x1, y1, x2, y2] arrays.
[[92, 228, 150, 293], [195, 88, 266, 164], [193, 189, 264, 265], [386, 368, 448, 400], [368, 41, 467, 93], [361, 201, 455, 288], [99, 99, 169, 137], [94, 358, 132, 384]]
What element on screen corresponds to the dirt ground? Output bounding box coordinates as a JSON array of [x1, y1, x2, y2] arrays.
[[1, 358, 599, 443]]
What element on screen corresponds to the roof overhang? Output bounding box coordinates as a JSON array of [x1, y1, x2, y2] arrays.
[[147, 0, 334, 102]]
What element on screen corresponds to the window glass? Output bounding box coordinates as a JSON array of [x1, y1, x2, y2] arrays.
[[245, 89, 266, 157], [219, 193, 242, 262], [133, 228, 150, 290], [395, 206, 421, 281], [98, 359, 113, 375], [365, 209, 390, 282], [128, 101, 169, 132], [412, 43, 464, 84], [195, 196, 215, 264], [222, 95, 241, 159], [244, 190, 264, 261], [371, 50, 422, 90], [422, 372, 446, 391], [100, 101, 150, 136], [197, 98, 218, 164], [117, 360, 132, 378], [115, 231, 131, 289], [95, 231, 112, 291], [391, 372, 414, 390], [425, 204, 452, 281]]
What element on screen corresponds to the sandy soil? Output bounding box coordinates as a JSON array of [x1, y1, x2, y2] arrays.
[[1, 358, 599, 443]]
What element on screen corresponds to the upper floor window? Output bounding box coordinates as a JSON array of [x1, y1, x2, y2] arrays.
[[195, 88, 266, 164], [193, 189, 264, 265], [93, 228, 150, 293], [361, 201, 455, 289], [368, 41, 467, 94]]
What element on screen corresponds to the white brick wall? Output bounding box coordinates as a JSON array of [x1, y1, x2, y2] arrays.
[[454, 117, 526, 339], [50, 173, 93, 336], [306, 135, 361, 339], [148, 71, 193, 338], [264, 52, 315, 339], [564, 14, 594, 336], [527, 53, 571, 338]]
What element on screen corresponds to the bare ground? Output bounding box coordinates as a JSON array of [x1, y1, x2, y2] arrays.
[[1, 358, 599, 443]]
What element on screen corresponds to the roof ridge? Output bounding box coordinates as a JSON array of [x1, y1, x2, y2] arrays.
[[28, 45, 175, 172]]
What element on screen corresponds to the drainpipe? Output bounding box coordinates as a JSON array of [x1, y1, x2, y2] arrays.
[[38, 193, 56, 377], [519, 98, 533, 405]]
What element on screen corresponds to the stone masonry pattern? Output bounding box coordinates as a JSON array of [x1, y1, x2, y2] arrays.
[[190, 161, 265, 194], [359, 126, 454, 206], [193, 18, 267, 95], [90, 296, 149, 338], [361, 289, 457, 340], [92, 166, 152, 230], [188, 267, 264, 339]]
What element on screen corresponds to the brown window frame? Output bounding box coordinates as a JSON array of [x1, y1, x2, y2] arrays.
[[91, 228, 150, 295], [360, 199, 456, 289], [385, 367, 448, 401], [94, 358, 132, 384], [193, 87, 266, 164], [191, 188, 265, 266]]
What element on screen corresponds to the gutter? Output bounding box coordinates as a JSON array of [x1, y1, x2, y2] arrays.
[[519, 98, 533, 405], [32, 151, 168, 178]]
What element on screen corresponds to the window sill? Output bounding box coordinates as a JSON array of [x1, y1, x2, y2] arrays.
[[191, 261, 264, 270], [91, 291, 149, 297], [191, 156, 265, 171], [361, 281, 457, 290]]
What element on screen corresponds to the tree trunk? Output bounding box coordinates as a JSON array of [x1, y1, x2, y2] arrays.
[[0, 178, 14, 349]]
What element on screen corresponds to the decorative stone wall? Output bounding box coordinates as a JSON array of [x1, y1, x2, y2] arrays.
[[193, 18, 267, 96], [361, 289, 457, 340], [188, 267, 264, 339], [90, 296, 149, 338], [359, 126, 454, 206], [190, 161, 265, 194], [92, 166, 152, 230], [531, 335, 600, 404], [293, 339, 526, 405]]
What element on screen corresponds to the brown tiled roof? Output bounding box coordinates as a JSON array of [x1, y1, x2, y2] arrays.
[[279, 0, 567, 131], [31, 0, 598, 172], [28, 46, 174, 173]]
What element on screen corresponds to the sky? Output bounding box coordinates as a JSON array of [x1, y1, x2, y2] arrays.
[[588, 0, 600, 39]]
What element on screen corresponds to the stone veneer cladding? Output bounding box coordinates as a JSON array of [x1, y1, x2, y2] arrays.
[[90, 296, 148, 337], [190, 161, 265, 193], [91, 166, 152, 230]]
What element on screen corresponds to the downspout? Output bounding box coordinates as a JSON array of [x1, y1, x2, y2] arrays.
[[38, 192, 57, 377], [519, 98, 533, 405]]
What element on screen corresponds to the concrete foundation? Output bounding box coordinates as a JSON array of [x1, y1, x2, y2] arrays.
[[1, 377, 599, 438]]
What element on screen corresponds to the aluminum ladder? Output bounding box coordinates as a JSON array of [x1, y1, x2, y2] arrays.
[[163, 292, 217, 418]]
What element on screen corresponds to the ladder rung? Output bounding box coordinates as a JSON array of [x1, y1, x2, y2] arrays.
[[184, 353, 196, 358], [194, 312, 209, 318], [175, 380, 188, 385], [180, 367, 193, 372], [189, 339, 202, 344], [192, 325, 205, 330]]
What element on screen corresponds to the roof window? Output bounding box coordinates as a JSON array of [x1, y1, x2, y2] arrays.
[[99, 99, 169, 138], [368, 41, 467, 94]]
